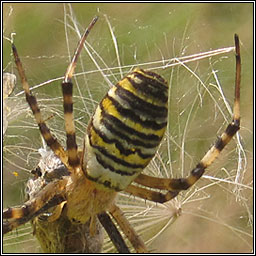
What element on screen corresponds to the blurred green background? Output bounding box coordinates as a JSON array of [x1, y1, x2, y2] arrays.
[[3, 3, 253, 253]]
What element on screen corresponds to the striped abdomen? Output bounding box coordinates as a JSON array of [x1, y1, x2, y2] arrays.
[[83, 68, 168, 191]]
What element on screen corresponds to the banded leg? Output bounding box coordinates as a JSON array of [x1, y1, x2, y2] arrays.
[[125, 183, 178, 203], [109, 204, 148, 253], [61, 16, 98, 168], [12, 44, 68, 167], [126, 34, 241, 203], [3, 179, 67, 234], [12, 17, 98, 173]]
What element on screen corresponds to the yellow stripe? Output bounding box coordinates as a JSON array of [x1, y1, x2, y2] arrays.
[[90, 128, 150, 166], [200, 146, 220, 168], [7, 208, 24, 219], [92, 106, 157, 155], [63, 94, 72, 104], [64, 112, 76, 134], [134, 68, 168, 88], [68, 147, 79, 160], [118, 77, 167, 107], [101, 97, 166, 137]]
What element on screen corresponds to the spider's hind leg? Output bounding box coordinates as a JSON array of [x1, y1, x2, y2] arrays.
[[125, 34, 241, 203]]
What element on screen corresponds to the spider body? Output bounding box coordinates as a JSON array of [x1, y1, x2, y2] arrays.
[[84, 68, 168, 191], [65, 67, 169, 225], [3, 16, 241, 253]]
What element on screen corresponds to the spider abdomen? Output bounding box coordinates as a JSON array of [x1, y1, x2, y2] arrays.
[[83, 68, 168, 191]]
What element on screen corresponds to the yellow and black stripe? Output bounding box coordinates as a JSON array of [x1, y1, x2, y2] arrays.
[[130, 34, 241, 202], [83, 68, 169, 191], [126, 118, 240, 204], [62, 81, 80, 167], [162, 34, 241, 193], [168, 34, 241, 192], [59, 17, 99, 169]]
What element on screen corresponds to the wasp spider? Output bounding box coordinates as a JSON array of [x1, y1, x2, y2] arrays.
[[3, 16, 241, 253]]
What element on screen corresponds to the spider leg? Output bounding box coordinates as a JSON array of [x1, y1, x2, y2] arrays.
[[125, 183, 178, 203], [3, 195, 66, 235], [12, 44, 68, 167], [98, 211, 130, 253], [3, 179, 67, 234], [126, 34, 241, 203], [108, 204, 148, 253], [3, 180, 66, 233], [61, 16, 98, 169]]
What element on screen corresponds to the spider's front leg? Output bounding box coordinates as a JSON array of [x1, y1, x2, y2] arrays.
[[126, 34, 241, 203], [61, 16, 99, 170], [3, 179, 67, 234]]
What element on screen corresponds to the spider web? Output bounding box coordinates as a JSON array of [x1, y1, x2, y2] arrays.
[[2, 3, 253, 253]]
